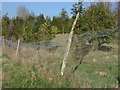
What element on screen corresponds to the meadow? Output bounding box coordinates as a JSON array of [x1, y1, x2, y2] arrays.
[[1, 34, 118, 88]]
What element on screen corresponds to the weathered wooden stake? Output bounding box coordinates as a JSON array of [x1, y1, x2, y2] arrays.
[[60, 12, 80, 76], [2, 36, 4, 47], [16, 39, 20, 56]]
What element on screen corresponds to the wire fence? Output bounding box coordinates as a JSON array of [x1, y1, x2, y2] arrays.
[[75, 28, 118, 40], [4, 38, 58, 51], [3, 27, 118, 51]]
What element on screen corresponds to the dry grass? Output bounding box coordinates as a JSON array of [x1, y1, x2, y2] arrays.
[[1, 35, 119, 88]]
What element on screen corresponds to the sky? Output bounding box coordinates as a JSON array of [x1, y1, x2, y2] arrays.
[[2, 2, 77, 19], [2, 1, 117, 19]]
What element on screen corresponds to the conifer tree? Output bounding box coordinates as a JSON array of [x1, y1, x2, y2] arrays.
[[71, 2, 84, 35], [2, 13, 10, 39], [60, 8, 69, 34]]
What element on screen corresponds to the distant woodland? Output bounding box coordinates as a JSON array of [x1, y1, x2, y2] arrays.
[[2, 2, 118, 42]]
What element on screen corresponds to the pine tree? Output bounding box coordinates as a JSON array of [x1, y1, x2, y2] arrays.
[[2, 13, 10, 39], [23, 15, 35, 42], [36, 14, 45, 25], [71, 2, 83, 19], [60, 8, 69, 34], [13, 16, 24, 40], [51, 16, 61, 33], [82, 3, 116, 32], [36, 20, 55, 41], [71, 2, 84, 35]]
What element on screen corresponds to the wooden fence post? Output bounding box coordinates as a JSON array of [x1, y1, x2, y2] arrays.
[[60, 12, 80, 76], [16, 39, 20, 56], [2, 36, 4, 48]]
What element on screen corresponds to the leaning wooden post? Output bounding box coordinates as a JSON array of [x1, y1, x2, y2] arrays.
[[60, 12, 80, 76], [16, 39, 20, 56]]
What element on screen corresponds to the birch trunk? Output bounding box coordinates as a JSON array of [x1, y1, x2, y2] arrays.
[[60, 12, 80, 76]]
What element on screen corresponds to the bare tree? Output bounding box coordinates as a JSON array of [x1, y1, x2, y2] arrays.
[[16, 5, 29, 18]]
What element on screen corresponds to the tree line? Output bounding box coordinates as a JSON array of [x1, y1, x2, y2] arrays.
[[2, 2, 117, 43]]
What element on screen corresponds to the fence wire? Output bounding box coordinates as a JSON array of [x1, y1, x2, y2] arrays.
[[3, 28, 118, 51]]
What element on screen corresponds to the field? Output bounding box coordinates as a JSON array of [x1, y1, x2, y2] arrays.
[[1, 34, 119, 88]]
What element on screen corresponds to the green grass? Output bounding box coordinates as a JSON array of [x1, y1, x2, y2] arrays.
[[2, 34, 118, 88]]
